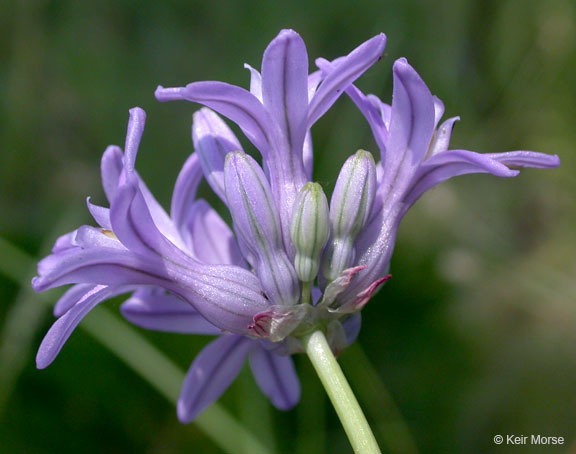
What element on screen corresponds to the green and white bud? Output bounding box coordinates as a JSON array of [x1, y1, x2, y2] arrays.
[[322, 150, 377, 282], [290, 182, 330, 282]]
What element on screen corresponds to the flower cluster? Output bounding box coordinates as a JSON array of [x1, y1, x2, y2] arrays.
[[33, 29, 559, 422]]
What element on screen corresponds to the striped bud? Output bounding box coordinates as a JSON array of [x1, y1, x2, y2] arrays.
[[290, 183, 330, 282], [322, 150, 376, 281], [224, 152, 299, 306]]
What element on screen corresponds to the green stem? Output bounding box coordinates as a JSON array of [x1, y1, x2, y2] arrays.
[[302, 330, 381, 454], [301, 281, 312, 305]]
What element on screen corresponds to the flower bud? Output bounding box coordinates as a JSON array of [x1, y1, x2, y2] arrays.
[[224, 152, 299, 306], [322, 150, 376, 281], [290, 183, 330, 282]]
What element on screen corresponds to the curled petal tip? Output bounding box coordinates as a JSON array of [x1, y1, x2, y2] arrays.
[[128, 106, 146, 120], [155, 85, 184, 102], [393, 57, 409, 69], [31, 276, 43, 292]]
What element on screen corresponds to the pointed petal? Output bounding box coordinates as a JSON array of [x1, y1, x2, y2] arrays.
[[33, 245, 270, 336], [53, 283, 96, 317], [406, 149, 560, 210], [308, 33, 386, 127], [191, 108, 243, 203], [315, 57, 388, 152], [178, 335, 253, 423], [86, 198, 111, 230], [485, 150, 560, 169], [121, 287, 220, 335], [404, 149, 521, 209], [155, 82, 270, 155], [244, 63, 263, 101], [111, 182, 191, 261], [307, 70, 323, 102], [381, 58, 436, 196], [36, 285, 126, 369], [427, 116, 460, 157], [432, 95, 445, 129], [249, 348, 300, 410], [262, 29, 309, 158], [101, 145, 123, 203], [185, 199, 246, 267], [170, 152, 203, 229]]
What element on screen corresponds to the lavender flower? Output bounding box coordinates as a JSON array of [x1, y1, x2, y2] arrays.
[[33, 30, 383, 421], [315, 56, 560, 305], [33, 29, 559, 426]]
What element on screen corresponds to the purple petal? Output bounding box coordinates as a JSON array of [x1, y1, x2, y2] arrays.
[[307, 70, 323, 102], [51, 231, 77, 253], [178, 335, 253, 423], [224, 152, 299, 306], [185, 199, 246, 267], [485, 150, 560, 169], [121, 287, 220, 335], [33, 246, 270, 336], [155, 82, 270, 155], [403, 149, 521, 209], [249, 348, 300, 410], [427, 116, 460, 157], [170, 152, 203, 229], [432, 95, 445, 129], [191, 108, 243, 203], [334, 203, 401, 309], [316, 57, 388, 152], [53, 283, 96, 317], [74, 225, 125, 250], [244, 64, 263, 101], [111, 179, 194, 264], [101, 145, 123, 203], [381, 58, 437, 198], [308, 33, 386, 128], [303, 131, 314, 179], [262, 29, 309, 160], [36, 285, 127, 369], [405, 149, 560, 210], [86, 198, 111, 230]]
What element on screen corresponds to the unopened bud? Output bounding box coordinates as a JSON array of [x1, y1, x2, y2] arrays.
[[224, 152, 299, 306], [323, 150, 376, 281], [290, 183, 330, 282]]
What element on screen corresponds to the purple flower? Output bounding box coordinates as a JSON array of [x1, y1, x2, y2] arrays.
[[33, 30, 383, 421], [315, 57, 560, 304], [155, 29, 387, 256], [33, 29, 559, 423]]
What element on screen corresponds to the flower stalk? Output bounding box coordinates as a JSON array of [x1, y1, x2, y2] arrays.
[[302, 330, 381, 454]]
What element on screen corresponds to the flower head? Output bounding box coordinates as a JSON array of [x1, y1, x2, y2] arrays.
[[316, 56, 560, 303], [33, 30, 384, 421], [33, 29, 559, 423]]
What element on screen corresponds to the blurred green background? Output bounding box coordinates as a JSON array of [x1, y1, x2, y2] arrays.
[[1, 0, 575, 452]]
